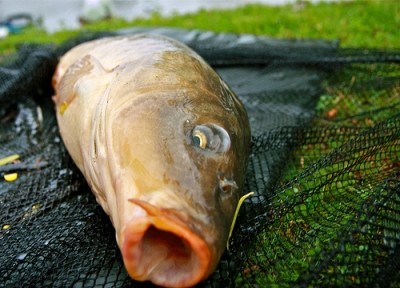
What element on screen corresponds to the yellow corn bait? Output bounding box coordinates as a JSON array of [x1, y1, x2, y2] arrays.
[[4, 173, 18, 182], [2, 224, 11, 230], [0, 154, 20, 166]]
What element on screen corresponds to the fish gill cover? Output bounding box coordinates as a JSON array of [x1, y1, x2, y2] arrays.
[[0, 28, 399, 287]]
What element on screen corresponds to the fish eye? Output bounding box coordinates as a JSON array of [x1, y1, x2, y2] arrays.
[[191, 124, 230, 153], [192, 129, 208, 149]]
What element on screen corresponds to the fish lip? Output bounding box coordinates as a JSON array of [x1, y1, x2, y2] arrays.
[[121, 198, 212, 287]]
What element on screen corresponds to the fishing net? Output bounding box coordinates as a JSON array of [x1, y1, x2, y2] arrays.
[[0, 27, 399, 287]]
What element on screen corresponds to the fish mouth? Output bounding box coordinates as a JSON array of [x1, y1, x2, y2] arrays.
[[122, 198, 212, 287]]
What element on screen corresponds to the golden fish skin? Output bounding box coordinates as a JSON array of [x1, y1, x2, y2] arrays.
[[53, 34, 251, 287]]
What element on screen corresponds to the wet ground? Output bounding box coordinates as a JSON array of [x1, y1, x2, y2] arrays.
[[0, 0, 334, 33]]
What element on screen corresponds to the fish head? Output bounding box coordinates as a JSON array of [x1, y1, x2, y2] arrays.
[[107, 50, 251, 287]]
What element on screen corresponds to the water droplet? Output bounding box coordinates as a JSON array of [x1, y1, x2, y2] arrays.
[[49, 180, 58, 190], [60, 203, 69, 209], [17, 253, 28, 261], [59, 169, 67, 176]]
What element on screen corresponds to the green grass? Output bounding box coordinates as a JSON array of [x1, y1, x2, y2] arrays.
[[237, 84, 400, 286], [241, 52, 400, 285], [0, 0, 399, 54]]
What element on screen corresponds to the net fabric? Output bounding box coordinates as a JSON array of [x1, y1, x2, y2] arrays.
[[0, 28, 399, 287]]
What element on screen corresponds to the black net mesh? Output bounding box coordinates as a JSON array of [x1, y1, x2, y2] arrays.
[[0, 28, 399, 287]]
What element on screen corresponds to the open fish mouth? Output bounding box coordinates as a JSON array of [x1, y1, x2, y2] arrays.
[[122, 199, 212, 287]]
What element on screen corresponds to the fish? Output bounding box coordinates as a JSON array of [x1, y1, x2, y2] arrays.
[[52, 34, 251, 287]]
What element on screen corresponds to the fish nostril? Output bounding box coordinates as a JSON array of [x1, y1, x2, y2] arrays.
[[221, 184, 231, 193], [218, 174, 238, 193]]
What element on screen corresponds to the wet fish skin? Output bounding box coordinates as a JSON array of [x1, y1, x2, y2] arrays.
[[53, 34, 251, 287]]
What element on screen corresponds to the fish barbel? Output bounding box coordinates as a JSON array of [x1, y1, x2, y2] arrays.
[[52, 34, 251, 287]]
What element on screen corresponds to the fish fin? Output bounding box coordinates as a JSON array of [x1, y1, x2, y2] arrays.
[[128, 198, 190, 223], [128, 198, 161, 217], [227, 191, 254, 251], [55, 54, 107, 115]]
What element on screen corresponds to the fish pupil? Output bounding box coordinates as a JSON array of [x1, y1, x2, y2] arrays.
[[192, 129, 208, 149], [193, 135, 201, 147]]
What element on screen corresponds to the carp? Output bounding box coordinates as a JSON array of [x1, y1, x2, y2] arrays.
[[52, 34, 251, 287]]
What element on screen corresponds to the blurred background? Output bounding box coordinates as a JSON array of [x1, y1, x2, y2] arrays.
[[0, 0, 337, 32]]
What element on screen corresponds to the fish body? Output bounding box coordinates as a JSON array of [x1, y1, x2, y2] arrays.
[[53, 34, 250, 287]]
